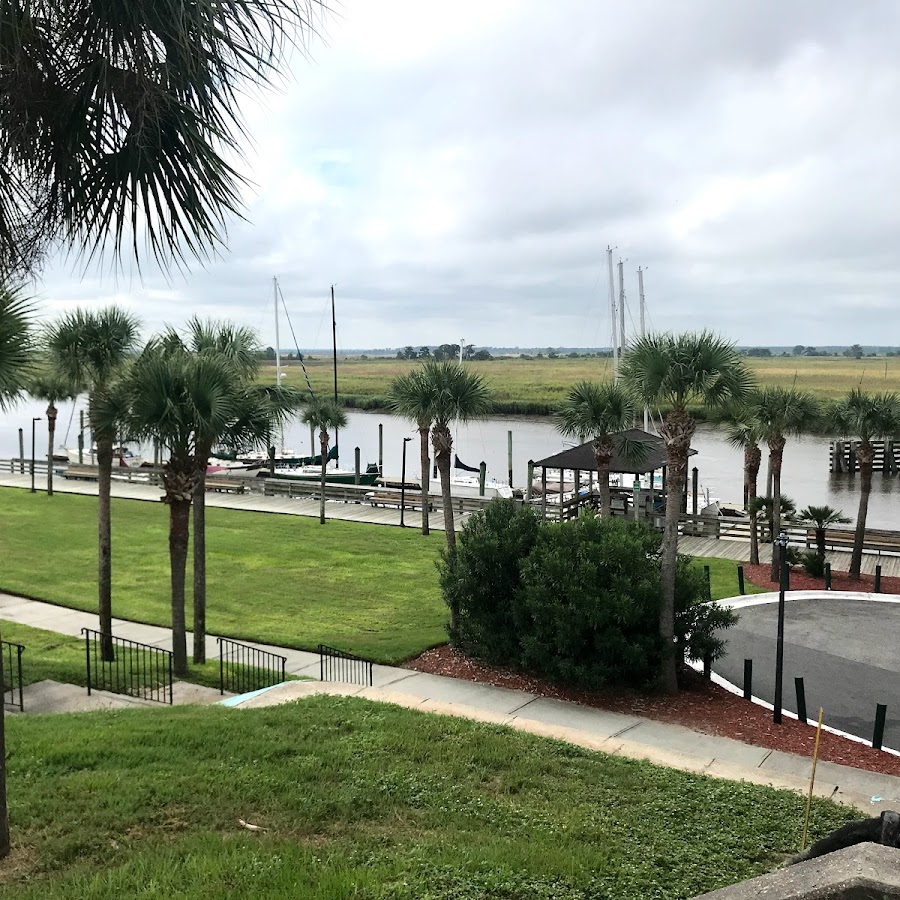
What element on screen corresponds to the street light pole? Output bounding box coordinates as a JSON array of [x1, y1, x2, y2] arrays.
[[773, 530, 789, 724], [30, 418, 41, 494], [400, 437, 412, 527]]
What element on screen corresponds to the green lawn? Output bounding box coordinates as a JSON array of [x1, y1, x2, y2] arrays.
[[0, 696, 854, 899], [0, 489, 446, 664], [695, 557, 768, 601]]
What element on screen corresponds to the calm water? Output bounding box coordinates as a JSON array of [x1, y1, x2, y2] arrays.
[[5, 400, 899, 529]]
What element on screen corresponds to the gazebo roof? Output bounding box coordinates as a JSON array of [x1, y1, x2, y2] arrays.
[[534, 428, 696, 475]]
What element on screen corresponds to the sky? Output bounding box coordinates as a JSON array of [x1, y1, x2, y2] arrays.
[[34, 0, 900, 350]]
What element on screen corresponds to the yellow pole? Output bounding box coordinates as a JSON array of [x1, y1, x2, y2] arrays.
[[801, 707, 825, 851]]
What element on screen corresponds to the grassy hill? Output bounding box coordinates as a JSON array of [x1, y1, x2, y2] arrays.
[[0, 696, 854, 898]]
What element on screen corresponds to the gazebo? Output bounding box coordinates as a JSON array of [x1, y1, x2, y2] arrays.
[[531, 428, 698, 520]]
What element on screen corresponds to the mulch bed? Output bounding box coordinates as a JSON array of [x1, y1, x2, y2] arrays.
[[406, 645, 900, 778], [744, 564, 900, 595]]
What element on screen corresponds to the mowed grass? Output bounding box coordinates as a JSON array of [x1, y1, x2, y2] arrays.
[[269, 354, 900, 412], [0, 696, 855, 899], [695, 556, 768, 601], [0, 489, 446, 663]]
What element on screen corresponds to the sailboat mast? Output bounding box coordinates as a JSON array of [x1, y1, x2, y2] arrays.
[[638, 266, 649, 432], [331, 284, 339, 464], [459, 338, 464, 364], [274, 277, 284, 455], [607, 247, 618, 381], [617, 258, 626, 357]]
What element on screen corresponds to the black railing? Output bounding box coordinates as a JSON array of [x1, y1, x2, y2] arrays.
[[318, 644, 374, 686], [82, 629, 173, 704], [217, 638, 286, 695], [1, 641, 24, 712]]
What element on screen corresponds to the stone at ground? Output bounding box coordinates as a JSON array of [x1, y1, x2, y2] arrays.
[[15, 679, 226, 714]]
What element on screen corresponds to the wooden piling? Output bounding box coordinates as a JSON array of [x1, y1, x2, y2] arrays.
[[692, 467, 699, 516], [378, 424, 383, 475], [354, 447, 361, 486], [507, 430, 513, 488], [478, 462, 486, 497], [526, 460, 534, 501]]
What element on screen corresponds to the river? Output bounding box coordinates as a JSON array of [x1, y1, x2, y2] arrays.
[[5, 400, 898, 529]]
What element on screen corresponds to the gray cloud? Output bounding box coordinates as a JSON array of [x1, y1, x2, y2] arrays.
[[34, 0, 900, 348]]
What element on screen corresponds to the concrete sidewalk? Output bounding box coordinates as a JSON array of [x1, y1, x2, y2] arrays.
[[3, 590, 899, 814]]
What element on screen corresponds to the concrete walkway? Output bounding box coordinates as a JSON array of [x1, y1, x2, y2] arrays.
[[2, 591, 899, 814]]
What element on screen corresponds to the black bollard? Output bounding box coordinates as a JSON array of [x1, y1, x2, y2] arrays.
[[873, 704, 888, 750], [824, 562, 831, 591], [795, 677, 808, 724], [875, 565, 882, 594], [743, 659, 753, 700], [737, 565, 745, 596], [704, 565, 711, 602]]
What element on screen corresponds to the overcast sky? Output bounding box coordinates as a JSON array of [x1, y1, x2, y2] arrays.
[[35, 1, 900, 349]]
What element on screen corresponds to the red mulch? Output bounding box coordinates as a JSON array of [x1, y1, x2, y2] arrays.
[[406, 645, 900, 777], [744, 564, 900, 595]]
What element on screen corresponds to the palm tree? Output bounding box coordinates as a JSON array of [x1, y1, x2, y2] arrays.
[[622, 331, 751, 694], [797, 505, 851, 561], [0, 282, 34, 860], [555, 381, 643, 517], [749, 494, 797, 544], [0, 1, 321, 277], [46, 308, 140, 661], [27, 367, 78, 496], [724, 415, 764, 565], [387, 370, 434, 535], [121, 343, 239, 675], [420, 361, 492, 557], [829, 390, 900, 578], [301, 398, 348, 525], [744, 388, 820, 581]]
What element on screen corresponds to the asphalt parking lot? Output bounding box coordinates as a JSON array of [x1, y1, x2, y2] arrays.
[[714, 596, 900, 750]]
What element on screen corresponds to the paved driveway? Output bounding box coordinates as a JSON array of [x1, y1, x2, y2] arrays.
[[715, 597, 900, 749]]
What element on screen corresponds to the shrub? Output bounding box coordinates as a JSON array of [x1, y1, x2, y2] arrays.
[[442, 503, 737, 690], [440, 499, 540, 663], [801, 551, 825, 578]]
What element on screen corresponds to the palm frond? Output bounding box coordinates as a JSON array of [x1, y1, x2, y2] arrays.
[[418, 360, 492, 428], [744, 387, 821, 441], [301, 396, 348, 433], [828, 389, 900, 442], [555, 381, 637, 441], [796, 505, 851, 528], [386, 369, 434, 429], [0, 281, 35, 409]]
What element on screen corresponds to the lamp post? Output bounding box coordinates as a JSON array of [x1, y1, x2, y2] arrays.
[[30, 418, 41, 493], [400, 437, 412, 527], [773, 530, 789, 724]]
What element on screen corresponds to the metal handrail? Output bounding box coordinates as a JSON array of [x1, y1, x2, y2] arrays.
[[82, 628, 173, 704], [217, 638, 287, 695], [318, 644, 374, 687]]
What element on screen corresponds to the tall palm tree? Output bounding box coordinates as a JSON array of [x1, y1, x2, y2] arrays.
[[724, 414, 764, 565], [176, 319, 299, 664], [121, 343, 239, 675], [555, 381, 643, 517], [0, 281, 34, 860], [301, 398, 348, 525], [387, 369, 434, 535], [622, 331, 751, 694], [27, 367, 78, 496], [0, 1, 322, 277], [744, 388, 820, 581], [797, 505, 851, 561], [420, 361, 492, 559], [46, 308, 140, 661], [829, 390, 900, 578]]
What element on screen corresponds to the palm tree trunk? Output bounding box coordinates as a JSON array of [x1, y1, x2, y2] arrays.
[[419, 426, 430, 535], [748, 445, 761, 566], [192, 456, 208, 665], [319, 430, 328, 524], [659, 407, 694, 695], [96, 434, 115, 662], [594, 440, 612, 518], [168, 496, 190, 677], [432, 424, 456, 555], [768, 437, 786, 581], [46, 401, 57, 496], [816, 527, 826, 560], [850, 440, 873, 578]]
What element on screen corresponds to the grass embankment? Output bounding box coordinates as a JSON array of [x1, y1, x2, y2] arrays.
[[0, 697, 854, 898], [269, 354, 900, 414], [0, 490, 446, 664]]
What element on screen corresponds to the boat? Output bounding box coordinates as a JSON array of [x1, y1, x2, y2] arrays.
[[265, 461, 381, 485], [66, 444, 149, 467]]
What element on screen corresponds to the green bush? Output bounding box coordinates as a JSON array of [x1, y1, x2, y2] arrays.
[[441, 504, 738, 690], [441, 499, 540, 663], [801, 551, 825, 578]]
